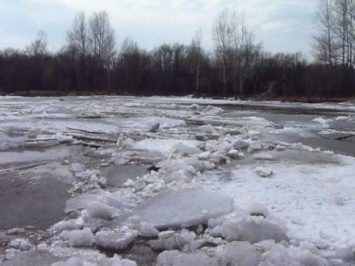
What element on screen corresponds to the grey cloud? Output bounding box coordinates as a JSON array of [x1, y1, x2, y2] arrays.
[[0, 0, 319, 56]]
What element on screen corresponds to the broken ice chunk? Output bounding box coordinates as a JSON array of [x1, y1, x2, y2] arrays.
[[198, 151, 211, 160], [156, 250, 220, 266], [332, 195, 345, 206], [247, 130, 261, 138], [139, 222, 159, 237], [164, 169, 194, 184], [65, 193, 98, 213], [6, 228, 25, 235], [86, 201, 114, 220], [98, 192, 136, 209], [52, 257, 96, 266], [62, 227, 95, 247], [151, 230, 196, 252], [216, 242, 261, 266], [95, 231, 136, 250], [209, 226, 223, 237], [9, 238, 33, 251], [173, 142, 200, 155], [98, 255, 137, 266], [253, 153, 275, 161], [199, 124, 216, 133], [232, 140, 250, 150], [133, 188, 233, 229], [248, 143, 263, 153], [255, 167, 273, 178], [260, 244, 297, 265], [148, 122, 160, 133], [49, 218, 84, 234], [295, 250, 328, 266], [247, 202, 269, 218], [122, 178, 135, 187], [150, 237, 177, 251], [222, 217, 288, 243], [158, 230, 175, 239], [69, 163, 86, 173], [227, 149, 245, 159]]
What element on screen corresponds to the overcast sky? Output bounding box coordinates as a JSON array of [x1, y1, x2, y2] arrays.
[[0, 0, 318, 57]]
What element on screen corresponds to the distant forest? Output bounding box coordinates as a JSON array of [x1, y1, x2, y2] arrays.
[[1, 0, 355, 100]]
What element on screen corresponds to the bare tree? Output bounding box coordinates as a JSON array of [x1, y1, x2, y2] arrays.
[[230, 11, 259, 98], [26, 30, 48, 57], [190, 29, 202, 96], [89, 11, 115, 64], [349, 0, 355, 66], [153, 44, 174, 73], [344, 0, 355, 68], [213, 9, 259, 98], [313, 0, 355, 68], [312, 0, 355, 96], [120, 37, 139, 55], [88, 11, 116, 89], [119, 37, 142, 93], [67, 12, 90, 91], [312, 0, 338, 66], [334, 0, 350, 66], [213, 9, 234, 96], [152, 44, 174, 94], [331, 0, 355, 68], [67, 12, 89, 57]]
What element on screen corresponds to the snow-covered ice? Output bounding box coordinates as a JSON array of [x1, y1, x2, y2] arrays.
[[62, 228, 95, 247], [95, 231, 137, 250], [2, 96, 355, 265], [133, 188, 234, 229], [156, 250, 220, 266], [221, 217, 288, 243]]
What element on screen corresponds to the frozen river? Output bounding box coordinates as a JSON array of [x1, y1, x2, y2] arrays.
[[1, 96, 355, 265]]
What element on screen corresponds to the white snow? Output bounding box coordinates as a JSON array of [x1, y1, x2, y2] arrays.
[[205, 155, 355, 248]]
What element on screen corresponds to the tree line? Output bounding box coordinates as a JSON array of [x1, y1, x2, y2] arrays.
[[0, 4, 355, 100], [312, 0, 355, 98]]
